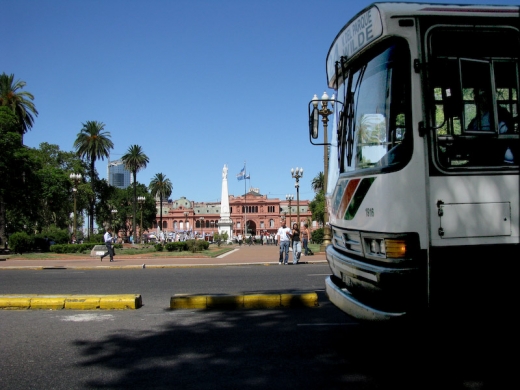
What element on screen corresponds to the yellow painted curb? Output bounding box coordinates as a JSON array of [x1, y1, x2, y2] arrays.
[[243, 294, 281, 309], [65, 296, 101, 310], [0, 296, 32, 309], [281, 292, 318, 307], [0, 294, 142, 310], [206, 295, 243, 309], [30, 296, 65, 310], [170, 295, 208, 309], [100, 295, 142, 309], [170, 292, 318, 310]]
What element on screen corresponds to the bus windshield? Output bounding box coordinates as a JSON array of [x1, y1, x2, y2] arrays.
[[337, 38, 412, 174], [427, 27, 519, 170]]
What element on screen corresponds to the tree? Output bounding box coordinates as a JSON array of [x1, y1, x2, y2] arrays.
[[0, 107, 21, 245], [149, 173, 172, 233], [0, 73, 38, 140], [73, 121, 113, 237], [122, 145, 149, 243], [31, 143, 89, 232], [311, 172, 324, 193], [309, 172, 325, 227], [308, 191, 325, 226]]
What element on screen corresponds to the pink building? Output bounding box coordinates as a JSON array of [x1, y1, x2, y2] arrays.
[[151, 189, 314, 239]]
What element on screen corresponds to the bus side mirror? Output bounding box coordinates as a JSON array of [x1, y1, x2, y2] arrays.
[[310, 107, 319, 139]]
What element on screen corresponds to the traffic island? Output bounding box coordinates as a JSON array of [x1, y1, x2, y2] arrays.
[[170, 291, 318, 310], [0, 294, 143, 310]]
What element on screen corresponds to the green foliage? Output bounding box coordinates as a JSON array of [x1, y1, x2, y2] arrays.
[[39, 227, 71, 244], [165, 242, 187, 252], [155, 243, 164, 251], [96, 183, 152, 238], [311, 228, 324, 244], [186, 239, 208, 253], [84, 233, 104, 244], [8, 232, 33, 254], [0, 73, 38, 134], [309, 191, 325, 225], [213, 231, 229, 247], [51, 243, 92, 254]]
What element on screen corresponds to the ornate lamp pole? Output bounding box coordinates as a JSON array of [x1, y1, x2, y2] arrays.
[[111, 208, 117, 226], [69, 173, 82, 241], [137, 196, 145, 244], [291, 167, 303, 229], [286, 194, 294, 227], [312, 92, 334, 250]]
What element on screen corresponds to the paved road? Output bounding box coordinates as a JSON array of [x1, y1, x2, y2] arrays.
[[0, 245, 328, 309]]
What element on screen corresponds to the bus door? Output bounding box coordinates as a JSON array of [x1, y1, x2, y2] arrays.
[[424, 23, 520, 307]]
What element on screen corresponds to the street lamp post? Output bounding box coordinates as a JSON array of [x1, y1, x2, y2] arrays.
[[286, 194, 294, 227], [291, 167, 303, 229], [312, 92, 334, 250], [111, 208, 117, 225], [199, 217, 205, 239], [137, 196, 145, 244], [70, 173, 82, 241]]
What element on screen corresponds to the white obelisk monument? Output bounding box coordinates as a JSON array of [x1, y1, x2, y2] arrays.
[[218, 164, 233, 242]]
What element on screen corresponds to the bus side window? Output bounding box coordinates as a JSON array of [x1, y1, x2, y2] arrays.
[[494, 61, 518, 135]]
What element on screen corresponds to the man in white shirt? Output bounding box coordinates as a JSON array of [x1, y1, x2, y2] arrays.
[[276, 219, 292, 265], [101, 227, 114, 262]]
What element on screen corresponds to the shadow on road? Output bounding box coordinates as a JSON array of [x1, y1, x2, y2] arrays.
[[71, 293, 511, 389]]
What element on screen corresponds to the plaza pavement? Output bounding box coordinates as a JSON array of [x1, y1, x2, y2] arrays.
[[0, 244, 327, 310], [0, 243, 326, 270]]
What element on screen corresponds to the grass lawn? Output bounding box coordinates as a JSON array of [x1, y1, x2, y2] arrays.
[[3, 243, 237, 260]]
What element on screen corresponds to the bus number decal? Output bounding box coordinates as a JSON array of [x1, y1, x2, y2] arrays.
[[365, 208, 374, 217]]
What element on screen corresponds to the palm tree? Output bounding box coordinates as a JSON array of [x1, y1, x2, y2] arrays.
[[149, 173, 173, 234], [73, 121, 113, 237], [311, 172, 324, 193], [122, 145, 149, 243], [0, 73, 38, 141]]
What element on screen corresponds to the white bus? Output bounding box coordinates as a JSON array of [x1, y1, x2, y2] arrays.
[[309, 2, 519, 321]]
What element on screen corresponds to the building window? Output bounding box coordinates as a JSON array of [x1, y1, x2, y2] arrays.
[[269, 219, 274, 227], [260, 221, 265, 228]]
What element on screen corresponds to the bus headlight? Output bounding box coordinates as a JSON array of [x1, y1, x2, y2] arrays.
[[362, 233, 418, 263]]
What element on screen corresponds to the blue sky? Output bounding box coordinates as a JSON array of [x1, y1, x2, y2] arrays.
[[3, 0, 517, 203]]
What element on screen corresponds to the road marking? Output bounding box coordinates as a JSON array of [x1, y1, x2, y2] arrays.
[[297, 323, 359, 327], [59, 313, 115, 322]]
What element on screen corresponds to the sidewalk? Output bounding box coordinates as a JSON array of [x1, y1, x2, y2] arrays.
[[0, 243, 326, 270]]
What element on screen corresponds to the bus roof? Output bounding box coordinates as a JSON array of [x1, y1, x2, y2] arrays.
[[326, 2, 520, 87]]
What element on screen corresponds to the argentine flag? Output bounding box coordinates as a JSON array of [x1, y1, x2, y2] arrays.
[[236, 167, 250, 181]]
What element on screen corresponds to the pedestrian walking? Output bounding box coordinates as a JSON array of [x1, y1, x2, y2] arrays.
[[276, 219, 292, 265], [291, 223, 302, 264], [100, 227, 115, 262]]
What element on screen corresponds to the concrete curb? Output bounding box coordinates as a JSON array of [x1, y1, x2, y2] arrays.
[[170, 291, 319, 309], [0, 294, 143, 310]]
